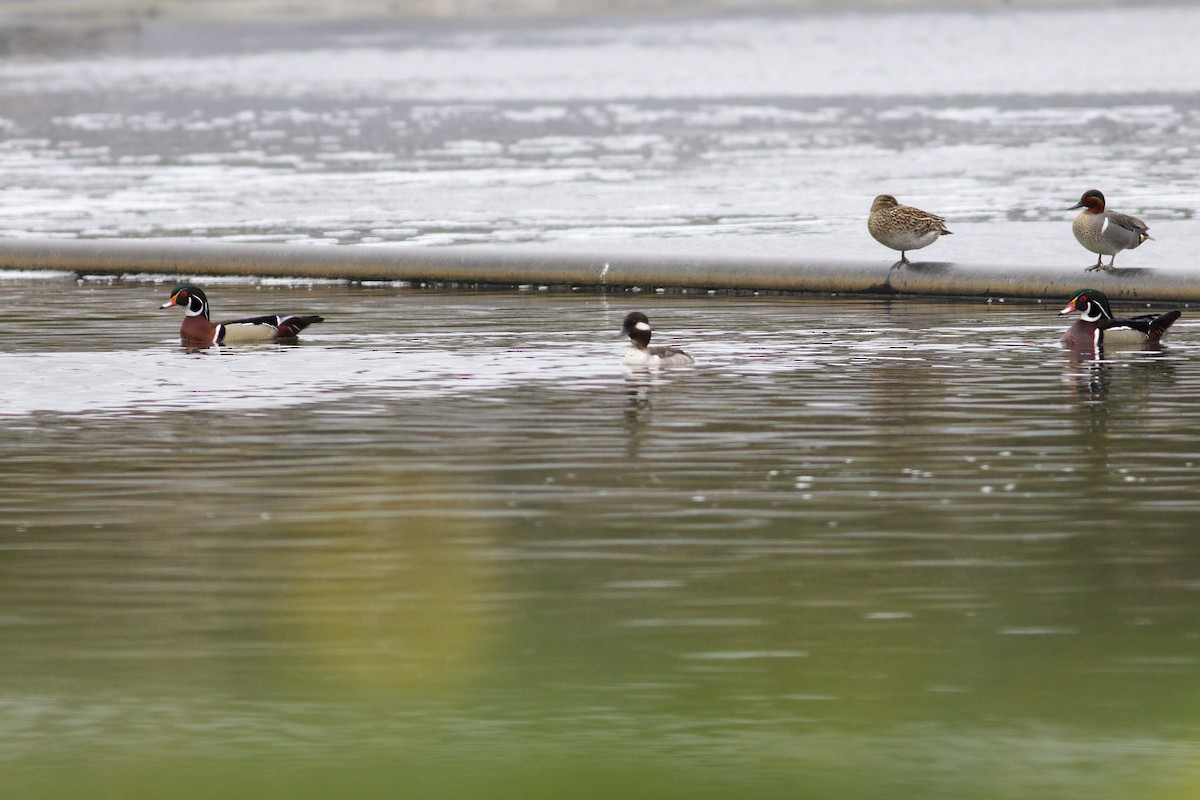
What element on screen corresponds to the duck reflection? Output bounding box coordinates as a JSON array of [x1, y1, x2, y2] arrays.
[[622, 369, 657, 456], [1063, 346, 1177, 446], [1065, 356, 1114, 445], [1062, 344, 1175, 395]]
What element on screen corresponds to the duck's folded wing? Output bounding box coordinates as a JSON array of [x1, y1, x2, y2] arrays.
[[224, 313, 291, 328], [1103, 211, 1151, 245], [218, 313, 324, 341], [1099, 310, 1179, 339]]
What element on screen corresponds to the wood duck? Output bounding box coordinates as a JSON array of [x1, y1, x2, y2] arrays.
[[1059, 288, 1179, 349], [620, 312, 695, 366], [1069, 189, 1151, 271], [160, 284, 324, 345], [867, 194, 952, 267]]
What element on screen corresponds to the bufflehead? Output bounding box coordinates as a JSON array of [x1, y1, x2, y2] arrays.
[[621, 311, 695, 367]]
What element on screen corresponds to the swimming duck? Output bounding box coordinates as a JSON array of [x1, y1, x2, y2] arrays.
[[1069, 189, 1151, 271], [620, 312, 695, 367], [160, 284, 324, 345], [1058, 288, 1179, 349], [867, 194, 952, 267]]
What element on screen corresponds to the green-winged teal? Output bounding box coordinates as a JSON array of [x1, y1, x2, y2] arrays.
[[1069, 190, 1151, 271], [867, 195, 952, 267], [161, 285, 324, 346]]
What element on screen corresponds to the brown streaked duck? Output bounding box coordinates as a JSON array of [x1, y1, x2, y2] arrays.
[[160, 284, 324, 346], [1058, 288, 1179, 350], [1069, 189, 1151, 271], [620, 312, 694, 367], [867, 194, 952, 267]]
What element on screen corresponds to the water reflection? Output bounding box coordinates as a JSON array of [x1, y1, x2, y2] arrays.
[[622, 370, 655, 454], [3, 280, 1200, 799]]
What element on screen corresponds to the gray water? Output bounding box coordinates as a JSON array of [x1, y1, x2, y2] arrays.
[[0, 4, 1198, 266], [3, 277, 1200, 798], [3, 4, 1200, 799]]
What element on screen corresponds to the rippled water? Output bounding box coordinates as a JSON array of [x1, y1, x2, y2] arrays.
[[4, 4, 1200, 797], [0, 5, 1198, 267], [3, 276, 1200, 798]]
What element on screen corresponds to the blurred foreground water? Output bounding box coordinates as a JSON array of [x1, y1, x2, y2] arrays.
[[1, 277, 1200, 798], [3, 3, 1200, 797]]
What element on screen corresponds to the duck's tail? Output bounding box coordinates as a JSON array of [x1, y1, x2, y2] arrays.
[[1148, 310, 1180, 341]]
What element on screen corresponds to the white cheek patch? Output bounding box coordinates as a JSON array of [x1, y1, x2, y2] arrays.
[[635, 321, 652, 332]]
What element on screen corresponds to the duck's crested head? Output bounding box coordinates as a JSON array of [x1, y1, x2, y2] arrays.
[[870, 194, 899, 213], [1069, 189, 1106, 213], [1059, 288, 1113, 320], [161, 284, 210, 317], [621, 311, 653, 347]]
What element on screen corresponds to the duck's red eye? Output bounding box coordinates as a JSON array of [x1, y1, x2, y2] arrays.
[[178, 291, 188, 299]]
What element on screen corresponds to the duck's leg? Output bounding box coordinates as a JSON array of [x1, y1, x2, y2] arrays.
[[1085, 254, 1105, 271], [891, 251, 910, 269]]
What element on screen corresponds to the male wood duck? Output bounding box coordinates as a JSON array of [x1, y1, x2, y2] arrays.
[[1059, 288, 1179, 349], [1069, 189, 1152, 271], [621, 311, 695, 366], [160, 284, 325, 345], [867, 194, 952, 267]]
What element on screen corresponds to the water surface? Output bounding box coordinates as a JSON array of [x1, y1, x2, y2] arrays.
[[0, 5, 1197, 266], [3, 3, 1200, 796], [2, 277, 1200, 798]]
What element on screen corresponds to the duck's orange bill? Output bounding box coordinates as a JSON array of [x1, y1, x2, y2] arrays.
[[1058, 301, 1077, 315], [160, 296, 179, 309]]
